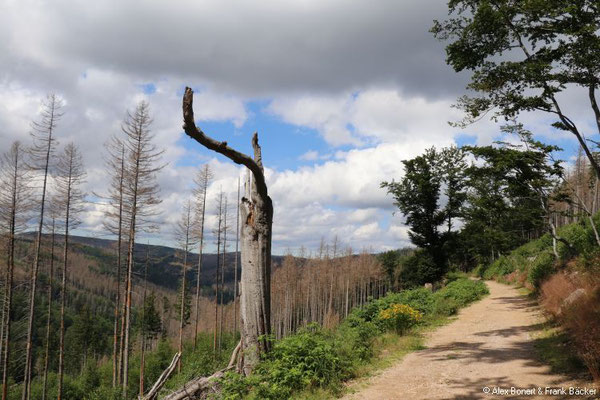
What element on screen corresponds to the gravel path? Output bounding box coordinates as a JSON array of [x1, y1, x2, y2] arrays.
[[343, 280, 597, 400]]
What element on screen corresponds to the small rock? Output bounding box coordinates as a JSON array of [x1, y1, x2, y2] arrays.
[[424, 283, 433, 291], [559, 288, 586, 314]]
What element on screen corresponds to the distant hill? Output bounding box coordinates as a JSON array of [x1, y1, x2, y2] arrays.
[[20, 232, 286, 293]]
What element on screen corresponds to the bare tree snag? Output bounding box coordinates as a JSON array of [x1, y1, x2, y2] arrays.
[[183, 87, 272, 375]]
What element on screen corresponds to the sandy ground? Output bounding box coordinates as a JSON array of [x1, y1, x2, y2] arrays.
[[343, 281, 597, 400]]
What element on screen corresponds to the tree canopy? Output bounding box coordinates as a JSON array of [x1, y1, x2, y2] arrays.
[[432, 0, 600, 177]]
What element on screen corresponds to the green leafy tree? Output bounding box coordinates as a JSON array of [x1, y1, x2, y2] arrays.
[[382, 147, 468, 278], [459, 126, 563, 266], [432, 0, 600, 177]]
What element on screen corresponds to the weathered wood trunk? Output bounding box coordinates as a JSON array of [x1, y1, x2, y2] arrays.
[[237, 159, 273, 374], [182, 87, 272, 376]]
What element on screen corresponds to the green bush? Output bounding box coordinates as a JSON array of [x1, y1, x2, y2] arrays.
[[445, 271, 468, 283], [527, 251, 556, 288], [351, 288, 434, 324], [336, 314, 379, 361], [244, 323, 349, 399], [432, 279, 489, 315], [482, 256, 515, 279], [85, 386, 122, 400], [377, 304, 422, 334], [472, 264, 485, 278], [557, 223, 590, 259]]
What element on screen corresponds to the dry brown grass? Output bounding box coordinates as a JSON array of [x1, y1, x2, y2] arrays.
[[505, 270, 529, 288], [540, 271, 600, 380]]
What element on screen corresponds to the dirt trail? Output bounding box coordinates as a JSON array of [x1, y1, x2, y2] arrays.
[[344, 280, 596, 400]]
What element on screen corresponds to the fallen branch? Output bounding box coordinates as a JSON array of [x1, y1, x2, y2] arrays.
[[161, 368, 232, 400], [228, 340, 242, 369], [140, 352, 181, 400]]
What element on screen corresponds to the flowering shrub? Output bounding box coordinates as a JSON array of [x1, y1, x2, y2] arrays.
[[377, 304, 422, 334]]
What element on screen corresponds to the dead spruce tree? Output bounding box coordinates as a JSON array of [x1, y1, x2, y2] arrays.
[[174, 199, 196, 373], [219, 195, 229, 352], [99, 135, 128, 387], [233, 177, 240, 335], [41, 213, 57, 400], [22, 94, 61, 400], [212, 189, 225, 352], [22, 94, 63, 400], [120, 101, 163, 397], [182, 87, 273, 376], [139, 247, 150, 397], [192, 164, 212, 350], [54, 143, 86, 400], [0, 142, 31, 400]]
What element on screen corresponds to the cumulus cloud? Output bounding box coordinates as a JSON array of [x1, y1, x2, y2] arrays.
[[267, 89, 470, 146]]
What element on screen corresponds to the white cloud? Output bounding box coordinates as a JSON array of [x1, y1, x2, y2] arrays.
[[298, 150, 319, 161], [267, 89, 477, 146]]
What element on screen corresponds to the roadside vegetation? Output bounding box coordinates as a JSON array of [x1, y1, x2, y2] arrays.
[[476, 215, 600, 381], [215, 278, 488, 400]]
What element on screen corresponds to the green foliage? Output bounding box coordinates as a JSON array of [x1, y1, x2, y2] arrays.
[[557, 222, 595, 259], [457, 132, 562, 269], [377, 250, 401, 287], [432, 279, 489, 316], [482, 256, 515, 280], [399, 250, 441, 288], [382, 147, 468, 275], [335, 315, 379, 362], [352, 288, 435, 325], [175, 278, 192, 327], [432, 0, 600, 140], [445, 270, 468, 283], [479, 213, 600, 288], [138, 291, 163, 341], [527, 251, 556, 288], [255, 324, 349, 398], [85, 386, 123, 400]]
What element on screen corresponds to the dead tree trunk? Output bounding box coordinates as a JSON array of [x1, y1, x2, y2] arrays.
[[193, 165, 211, 350], [213, 192, 223, 353], [233, 177, 240, 335], [140, 248, 149, 397], [183, 87, 272, 375], [112, 144, 125, 387], [219, 196, 228, 352], [41, 218, 55, 400]]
